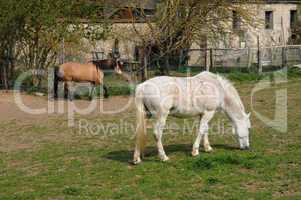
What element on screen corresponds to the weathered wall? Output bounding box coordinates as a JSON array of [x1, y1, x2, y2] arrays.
[[188, 3, 299, 66], [227, 3, 298, 48], [64, 3, 299, 66], [75, 23, 150, 62]]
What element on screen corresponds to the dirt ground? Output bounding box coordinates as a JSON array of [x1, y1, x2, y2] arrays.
[[0, 91, 136, 152], [0, 90, 134, 123]]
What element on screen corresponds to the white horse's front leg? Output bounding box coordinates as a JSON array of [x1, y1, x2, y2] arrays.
[[192, 111, 215, 156], [154, 114, 169, 162], [192, 124, 204, 156], [203, 132, 213, 152]]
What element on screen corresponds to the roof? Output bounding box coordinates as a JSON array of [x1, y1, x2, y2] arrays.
[[105, 0, 157, 9]]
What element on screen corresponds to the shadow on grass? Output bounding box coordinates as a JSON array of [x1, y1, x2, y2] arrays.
[[212, 144, 240, 151], [104, 143, 240, 164], [104, 144, 190, 164]]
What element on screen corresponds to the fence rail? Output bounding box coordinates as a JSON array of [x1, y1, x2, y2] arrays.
[[183, 45, 301, 73], [57, 44, 301, 82]]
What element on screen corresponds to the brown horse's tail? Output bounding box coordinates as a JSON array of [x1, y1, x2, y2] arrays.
[[53, 66, 59, 98]]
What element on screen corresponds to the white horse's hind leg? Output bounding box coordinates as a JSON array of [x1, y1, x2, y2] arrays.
[[154, 113, 169, 161], [133, 145, 142, 164], [192, 111, 215, 156]]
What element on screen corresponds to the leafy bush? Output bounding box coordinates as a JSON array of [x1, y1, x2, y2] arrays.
[[73, 84, 134, 100], [288, 67, 301, 78], [226, 71, 264, 82]]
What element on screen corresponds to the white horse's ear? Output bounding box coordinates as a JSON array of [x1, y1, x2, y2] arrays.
[[247, 113, 251, 118], [232, 126, 236, 135]]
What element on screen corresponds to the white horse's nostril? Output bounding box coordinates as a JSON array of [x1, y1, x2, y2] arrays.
[[241, 146, 250, 150]]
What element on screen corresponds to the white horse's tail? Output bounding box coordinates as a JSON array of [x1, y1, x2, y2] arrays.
[[135, 90, 147, 154]]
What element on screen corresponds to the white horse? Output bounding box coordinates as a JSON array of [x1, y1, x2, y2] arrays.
[[133, 71, 251, 164]]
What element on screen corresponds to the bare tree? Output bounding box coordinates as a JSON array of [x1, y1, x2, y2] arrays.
[[129, 0, 261, 75], [0, 0, 110, 89]]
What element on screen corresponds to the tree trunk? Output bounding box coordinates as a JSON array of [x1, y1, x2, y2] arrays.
[[9, 60, 15, 80], [0, 67, 3, 88], [2, 64, 9, 89], [9, 44, 15, 80]]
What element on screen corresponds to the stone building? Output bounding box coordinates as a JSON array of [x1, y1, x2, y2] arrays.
[[67, 0, 157, 62], [227, 1, 300, 48], [70, 0, 300, 65], [189, 0, 301, 67]]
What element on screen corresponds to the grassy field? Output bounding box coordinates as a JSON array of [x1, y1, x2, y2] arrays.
[[0, 74, 300, 199]]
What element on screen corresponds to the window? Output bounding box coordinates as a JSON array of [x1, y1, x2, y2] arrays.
[[144, 9, 155, 17], [233, 11, 241, 30], [290, 10, 298, 28], [133, 9, 143, 18], [265, 11, 273, 30]]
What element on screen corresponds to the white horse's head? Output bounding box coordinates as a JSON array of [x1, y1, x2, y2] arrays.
[[219, 75, 251, 150], [235, 113, 251, 150]]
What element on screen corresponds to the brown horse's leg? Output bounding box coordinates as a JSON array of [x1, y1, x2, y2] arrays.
[[53, 67, 59, 99], [64, 81, 73, 101], [64, 82, 70, 100], [89, 83, 96, 101], [66, 82, 74, 101], [53, 80, 59, 99], [103, 84, 109, 98]]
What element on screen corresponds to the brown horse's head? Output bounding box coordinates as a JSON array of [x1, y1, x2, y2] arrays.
[[92, 58, 124, 74]]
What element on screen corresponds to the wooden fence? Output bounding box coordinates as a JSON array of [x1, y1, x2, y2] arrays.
[[183, 45, 301, 73]]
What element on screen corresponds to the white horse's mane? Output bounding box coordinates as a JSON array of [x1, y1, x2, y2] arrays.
[[214, 73, 246, 113], [213, 73, 250, 129]]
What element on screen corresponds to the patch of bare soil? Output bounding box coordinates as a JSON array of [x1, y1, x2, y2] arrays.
[[0, 90, 135, 152], [0, 90, 134, 122]]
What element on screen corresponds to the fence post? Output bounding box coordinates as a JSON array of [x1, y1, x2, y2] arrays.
[[139, 49, 145, 81], [247, 47, 252, 70], [179, 49, 183, 69], [141, 55, 146, 82], [144, 53, 148, 80], [257, 36, 262, 74], [281, 47, 287, 68], [204, 49, 207, 70], [209, 48, 213, 71]]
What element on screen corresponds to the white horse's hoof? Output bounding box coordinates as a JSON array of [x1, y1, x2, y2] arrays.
[[205, 146, 213, 152], [160, 156, 170, 162], [133, 158, 142, 165], [192, 149, 199, 157]]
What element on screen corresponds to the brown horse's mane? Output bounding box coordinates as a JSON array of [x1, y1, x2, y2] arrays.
[[90, 59, 116, 70]]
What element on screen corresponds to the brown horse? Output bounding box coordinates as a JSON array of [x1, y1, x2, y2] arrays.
[[53, 59, 123, 100]]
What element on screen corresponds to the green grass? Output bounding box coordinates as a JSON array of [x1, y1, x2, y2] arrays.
[[78, 67, 301, 99], [20, 66, 301, 98], [1, 73, 301, 199]]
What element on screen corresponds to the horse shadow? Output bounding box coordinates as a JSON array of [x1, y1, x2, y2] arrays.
[[104, 143, 239, 164]]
